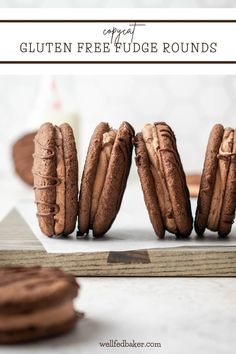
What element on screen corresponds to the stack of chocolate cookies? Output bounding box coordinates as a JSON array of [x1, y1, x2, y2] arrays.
[[33, 121, 236, 239], [0, 266, 79, 344]]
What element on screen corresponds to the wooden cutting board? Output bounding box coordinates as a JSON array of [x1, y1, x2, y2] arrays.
[[0, 208, 235, 276]]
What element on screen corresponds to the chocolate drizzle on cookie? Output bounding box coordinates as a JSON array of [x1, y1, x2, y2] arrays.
[[33, 171, 61, 189], [35, 201, 59, 217], [33, 122, 78, 237], [33, 138, 55, 159], [139, 122, 192, 237], [217, 151, 236, 162], [33, 138, 61, 219]]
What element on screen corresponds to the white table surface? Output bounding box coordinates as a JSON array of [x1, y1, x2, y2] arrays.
[[0, 176, 236, 354], [0, 277, 235, 354]]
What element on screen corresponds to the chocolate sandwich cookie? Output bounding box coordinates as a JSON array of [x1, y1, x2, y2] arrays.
[[0, 266, 79, 344], [195, 124, 236, 237], [33, 122, 78, 237], [12, 131, 36, 186], [134, 122, 192, 238], [78, 121, 134, 237]]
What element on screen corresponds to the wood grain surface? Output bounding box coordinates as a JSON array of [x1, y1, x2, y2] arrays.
[[0, 209, 235, 276]]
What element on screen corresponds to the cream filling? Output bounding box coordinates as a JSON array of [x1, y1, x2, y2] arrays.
[[54, 126, 66, 235], [207, 128, 234, 231], [0, 300, 75, 331], [90, 129, 117, 223], [142, 124, 176, 232]]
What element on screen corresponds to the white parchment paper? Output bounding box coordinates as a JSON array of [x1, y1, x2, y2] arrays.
[[16, 183, 236, 253]]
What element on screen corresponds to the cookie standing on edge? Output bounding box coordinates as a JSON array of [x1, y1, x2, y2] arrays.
[[195, 124, 236, 237], [78, 121, 134, 237], [134, 122, 192, 238], [0, 266, 79, 344], [33, 122, 78, 237]]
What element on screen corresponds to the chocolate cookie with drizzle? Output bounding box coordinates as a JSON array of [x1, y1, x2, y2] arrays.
[[33, 123, 78, 237], [134, 122, 192, 238], [195, 124, 236, 237], [78, 121, 134, 237]]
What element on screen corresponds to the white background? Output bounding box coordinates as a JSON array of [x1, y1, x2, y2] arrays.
[[1, 0, 236, 8], [1, 75, 235, 180]]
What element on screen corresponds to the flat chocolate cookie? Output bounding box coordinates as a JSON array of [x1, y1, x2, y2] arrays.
[[78, 121, 134, 237], [33, 122, 78, 237], [134, 122, 192, 238], [195, 124, 236, 237], [0, 266, 79, 344], [12, 131, 36, 186]]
